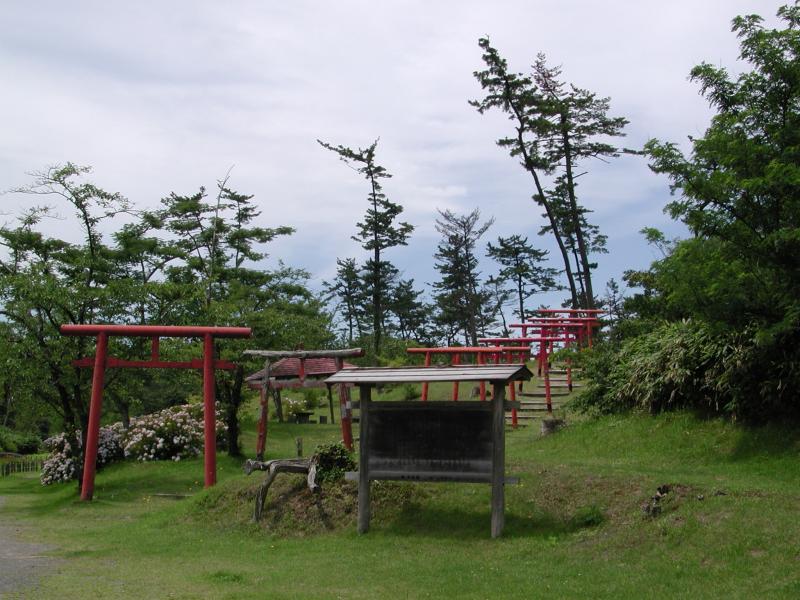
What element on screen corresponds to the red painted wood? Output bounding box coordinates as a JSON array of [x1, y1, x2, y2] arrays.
[[72, 357, 238, 370], [421, 351, 431, 401], [61, 324, 252, 338], [335, 357, 354, 451], [451, 353, 460, 401], [80, 332, 107, 501], [203, 334, 216, 488]]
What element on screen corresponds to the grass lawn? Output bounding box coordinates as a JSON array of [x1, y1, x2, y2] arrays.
[[2, 378, 799, 598]]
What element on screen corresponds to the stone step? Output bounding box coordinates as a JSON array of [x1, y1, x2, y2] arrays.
[[524, 390, 570, 396], [541, 383, 581, 389]]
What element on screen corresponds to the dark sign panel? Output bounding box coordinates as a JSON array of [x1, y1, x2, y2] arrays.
[[366, 401, 493, 482]]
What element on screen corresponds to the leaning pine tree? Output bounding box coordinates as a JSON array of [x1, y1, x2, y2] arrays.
[[471, 38, 628, 308]]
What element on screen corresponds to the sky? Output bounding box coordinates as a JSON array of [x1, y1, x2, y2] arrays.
[[0, 0, 782, 313]]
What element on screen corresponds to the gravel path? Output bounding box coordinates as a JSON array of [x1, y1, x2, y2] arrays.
[[0, 496, 59, 597]]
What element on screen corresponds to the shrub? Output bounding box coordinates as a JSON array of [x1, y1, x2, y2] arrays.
[[40, 403, 228, 484], [0, 426, 41, 454], [122, 404, 227, 462], [573, 319, 800, 421], [313, 441, 356, 483], [40, 427, 123, 485]]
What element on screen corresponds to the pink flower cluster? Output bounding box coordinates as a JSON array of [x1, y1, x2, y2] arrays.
[[40, 404, 227, 485]]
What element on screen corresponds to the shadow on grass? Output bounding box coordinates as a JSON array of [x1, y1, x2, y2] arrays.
[[376, 503, 598, 541], [727, 422, 800, 461]]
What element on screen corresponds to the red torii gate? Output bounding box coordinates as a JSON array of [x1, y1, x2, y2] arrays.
[[61, 324, 252, 501], [479, 334, 577, 414], [530, 310, 604, 347], [406, 346, 532, 428]]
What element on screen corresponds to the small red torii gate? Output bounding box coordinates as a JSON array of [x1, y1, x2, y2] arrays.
[[61, 324, 252, 501]]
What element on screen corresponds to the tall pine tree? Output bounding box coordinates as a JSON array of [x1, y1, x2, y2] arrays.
[[318, 138, 413, 356]]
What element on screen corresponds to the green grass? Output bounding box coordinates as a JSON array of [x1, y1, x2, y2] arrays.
[[2, 381, 800, 598]]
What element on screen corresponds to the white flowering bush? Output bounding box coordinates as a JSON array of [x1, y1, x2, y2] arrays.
[[122, 404, 227, 462], [40, 426, 124, 485], [40, 403, 227, 485]]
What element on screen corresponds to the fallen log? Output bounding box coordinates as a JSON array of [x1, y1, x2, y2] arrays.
[[243, 457, 320, 522]]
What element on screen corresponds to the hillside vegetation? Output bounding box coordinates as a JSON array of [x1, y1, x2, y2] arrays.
[[2, 407, 799, 599]]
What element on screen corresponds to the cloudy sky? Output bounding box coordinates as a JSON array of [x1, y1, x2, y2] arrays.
[[0, 0, 780, 309]]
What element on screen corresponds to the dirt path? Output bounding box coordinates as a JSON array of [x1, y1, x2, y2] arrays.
[[0, 495, 59, 597]]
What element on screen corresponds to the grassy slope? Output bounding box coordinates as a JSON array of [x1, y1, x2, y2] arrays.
[[2, 381, 800, 599]]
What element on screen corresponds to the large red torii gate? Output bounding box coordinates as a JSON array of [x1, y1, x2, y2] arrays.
[[60, 324, 252, 501]]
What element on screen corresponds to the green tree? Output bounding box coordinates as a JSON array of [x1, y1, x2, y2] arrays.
[[644, 3, 800, 330], [432, 208, 495, 346], [323, 257, 367, 344], [486, 234, 559, 320], [158, 178, 329, 455], [386, 278, 430, 342], [472, 38, 627, 308], [0, 164, 144, 483], [318, 138, 414, 356]]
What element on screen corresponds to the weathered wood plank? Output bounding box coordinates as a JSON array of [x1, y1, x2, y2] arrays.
[[358, 384, 371, 534], [345, 471, 520, 484], [243, 348, 363, 359], [326, 364, 533, 385], [491, 381, 506, 539]]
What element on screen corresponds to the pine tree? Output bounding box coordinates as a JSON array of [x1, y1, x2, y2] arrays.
[[318, 138, 413, 356], [472, 38, 627, 308], [486, 234, 559, 320], [432, 209, 495, 346]]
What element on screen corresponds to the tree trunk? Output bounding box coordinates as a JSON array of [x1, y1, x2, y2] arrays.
[[506, 91, 580, 309], [225, 365, 245, 457], [561, 113, 595, 309]]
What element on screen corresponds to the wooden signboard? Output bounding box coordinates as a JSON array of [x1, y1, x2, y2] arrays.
[[366, 401, 493, 482], [327, 364, 533, 538]]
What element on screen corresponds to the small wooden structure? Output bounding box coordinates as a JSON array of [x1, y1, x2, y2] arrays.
[[243, 349, 363, 458], [326, 364, 533, 538]]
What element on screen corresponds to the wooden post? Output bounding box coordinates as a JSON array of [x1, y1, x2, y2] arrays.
[[80, 332, 108, 501], [491, 380, 506, 538], [357, 384, 372, 534], [421, 351, 431, 401], [451, 353, 460, 401], [335, 357, 353, 450], [478, 353, 486, 401], [256, 359, 270, 461], [203, 333, 217, 487], [327, 385, 336, 424]]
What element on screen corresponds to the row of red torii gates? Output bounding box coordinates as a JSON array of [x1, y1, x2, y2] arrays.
[[62, 309, 602, 501]]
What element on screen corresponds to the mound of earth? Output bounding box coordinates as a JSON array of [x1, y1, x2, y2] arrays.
[[190, 473, 428, 537]]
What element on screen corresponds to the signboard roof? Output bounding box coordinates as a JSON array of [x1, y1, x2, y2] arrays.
[[325, 364, 532, 385]]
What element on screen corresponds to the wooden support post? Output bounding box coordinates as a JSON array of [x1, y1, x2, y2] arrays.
[[566, 357, 573, 392], [151, 336, 159, 362], [357, 384, 372, 534], [80, 332, 108, 501], [327, 385, 335, 424], [421, 351, 431, 401], [491, 380, 506, 538], [451, 353, 460, 401], [544, 344, 553, 414], [478, 353, 486, 401], [335, 357, 353, 451], [255, 359, 270, 461], [509, 376, 517, 429], [203, 333, 217, 487]]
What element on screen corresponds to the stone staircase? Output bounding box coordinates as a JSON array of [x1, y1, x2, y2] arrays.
[[505, 366, 581, 426]]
